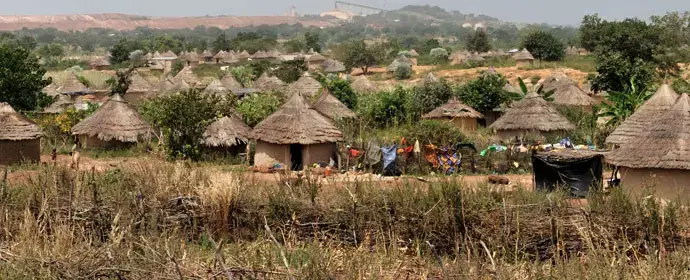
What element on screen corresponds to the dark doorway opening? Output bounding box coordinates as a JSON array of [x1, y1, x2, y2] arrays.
[[290, 144, 304, 171]]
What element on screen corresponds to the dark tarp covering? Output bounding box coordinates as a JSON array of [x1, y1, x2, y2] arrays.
[[532, 151, 604, 198]]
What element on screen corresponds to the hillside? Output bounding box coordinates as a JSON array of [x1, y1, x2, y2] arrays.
[[0, 13, 331, 31]]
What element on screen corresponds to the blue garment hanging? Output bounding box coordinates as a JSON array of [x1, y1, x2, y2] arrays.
[[381, 145, 398, 170]]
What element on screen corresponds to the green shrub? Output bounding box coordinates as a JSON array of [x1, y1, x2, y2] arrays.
[[395, 64, 412, 80], [404, 119, 464, 146], [235, 92, 283, 127], [325, 78, 357, 109], [412, 79, 453, 117], [357, 86, 414, 127]]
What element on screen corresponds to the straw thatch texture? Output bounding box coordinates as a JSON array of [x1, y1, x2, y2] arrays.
[[322, 60, 346, 73], [0, 103, 42, 140], [127, 70, 153, 93], [251, 51, 269, 59], [351, 76, 376, 93], [307, 53, 326, 62], [387, 56, 413, 72], [152, 51, 162, 59], [203, 113, 251, 147], [288, 75, 322, 98], [43, 83, 59, 97], [490, 93, 575, 132], [43, 95, 74, 114], [605, 84, 679, 145], [238, 50, 251, 60], [313, 89, 357, 120], [254, 73, 285, 92], [71, 94, 151, 143], [213, 50, 227, 60], [89, 57, 110, 67], [513, 49, 535, 61], [160, 51, 178, 60], [409, 49, 420, 57], [423, 99, 483, 119], [185, 52, 201, 62], [251, 93, 343, 145], [220, 74, 243, 92], [58, 72, 90, 94], [608, 93, 690, 169], [468, 53, 485, 62], [201, 50, 213, 58], [540, 73, 577, 92], [551, 85, 596, 107], [173, 66, 200, 86], [204, 79, 228, 93]]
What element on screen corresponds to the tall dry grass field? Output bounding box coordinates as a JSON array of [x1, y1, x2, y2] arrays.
[[1, 163, 690, 279]]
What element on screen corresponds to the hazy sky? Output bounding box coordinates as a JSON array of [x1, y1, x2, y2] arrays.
[[4, 0, 690, 25]]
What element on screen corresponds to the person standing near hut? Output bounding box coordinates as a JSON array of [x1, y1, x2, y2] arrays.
[[70, 136, 81, 170]]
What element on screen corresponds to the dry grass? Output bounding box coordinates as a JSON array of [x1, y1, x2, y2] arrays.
[[46, 70, 115, 90], [1, 162, 690, 279]]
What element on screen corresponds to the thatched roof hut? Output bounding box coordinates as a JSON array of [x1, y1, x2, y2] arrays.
[[513, 49, 535, 61], [238, 50, 251, 60], [185, 52, 201, 63], [307, 53, 326, 63], [220, 74, 243, 92], [251, 51, 270, 60], [254, 73, 285, 92], [605, 84, 679, 146], [540, 73, 577, 92], [89, 57, 110, 70], [607, 93, 690, 200], [173, 66, 200, 86], [127, 70, 153, 94], [201, 50, 214, 59], [467, 53, 485, 62], [551, 84, 596, 108], [409, 49, 420, 57], [252, 92, 343, 145], [43, 83, 59, 97], [321, 59, 346, 73], [0, 102, 42, 165], [251, 93, 343, 170], [72, 94, 151, 147], [58, 72, 90, 95], [160, 51, 178, 60], [490, 92, 575, 139], [204, 79, 229, 94], [423, 99, 483, 133], [351, 76, 376, 93], [312, 89, 357, 120], [203, 113, 251, 148], [288, 74, 322, 98], [152, 51, 162, 59], [43, 94, 74, 114], [387, 56, 413, 72]]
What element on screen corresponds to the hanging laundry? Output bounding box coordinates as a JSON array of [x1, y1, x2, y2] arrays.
[[413, 140, 421, 154], [364, 140, 381, 166], [381, 144, 401, 176]]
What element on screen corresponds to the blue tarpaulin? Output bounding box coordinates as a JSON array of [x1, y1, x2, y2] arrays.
[[381, 145, 398, 170]]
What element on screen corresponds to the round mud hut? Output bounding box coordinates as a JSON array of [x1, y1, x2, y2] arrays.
[[288, 73, 322, 99], [203, 113, 252, 156], [605, 84, 678, 147], [0, 103, 42, 165], [422, 99, 483, 134], [251, 93, 343, 171], [71, 94, 151, 149], [513, 49, 535, 67], [221, 74, 243, 93], [254, 73, 285, 92], [551, 84, 596, 110], [607, 93, 690, 202], [312, 89, 357, 120], [123, 70, 154, 104], [350, 76, 377, 93], [489, 92, 575, 140]]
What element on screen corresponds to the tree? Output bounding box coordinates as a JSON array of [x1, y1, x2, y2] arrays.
[[230, 66, 255, 87], [171, 61, 185, 76], [140, 89, 221, 161], [412, 79, 453, 117], [598, 77, 652, 127], [110, 39, 142, 65], [305, 31, 321, 53], [521, 30, 565, 61], [283, 39, 306, 53], [579, 14, 604, 52], [456, 72, 509, 114], [273, 58, 307, 83], [37, 43, 64, 58], [466, 30, 491, 53], [106, 69, 133, 96], [0, 43, 51, 111], [325, 78, 357, 109], [429, 48, 449, 64], [17, 36, 37, 51], [417, 39, 441, 55], [212, 33, 229, 53], [235, 92, 282, 127], [395, 64, 412, 80], [338, 40, 381, 75]]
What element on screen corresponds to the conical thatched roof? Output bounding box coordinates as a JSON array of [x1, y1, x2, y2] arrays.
[[203, 113, 251, 147], [490, 93, 575, 132], [251, 51, 269, 59], [170, 79, 191, 92], [468, 53, 485, 62], [43, 83, 59, 97], [220, 74, 243, 92], [288, 75, 322, 98], [423, 99, 483, 119], [71, 94, 151, 143], [351, 76, 376, 93], [89, 57, 110, 67], [58, 72, 90, 94], [540, 73, 577, 92], [409, 49, 420, 57], [127, 70, 153, 93], [201, 50, 213, 58], [254, 72, 285, 92], [214, 50, 227, 59], [204, 79, 228, 93], [251, 93, 343, 145], [307, 52, 326, 62], [0, 102, 42, 140], [238, 50, 251, 59], [322, 59, 346, 73], [606, 84, 679, 145], [223, 52, 239, 64], [43, 94, 74, 114], [514, 49, 535, 61], [185, 52, 201, 62], [157, 78, 176, 92], [608, 93, 690, 169], [143, 52, 153, 60], [173, 66, 200, 85], [160, 50, 178, 60], [313, 89, 357, 120], [551, 84, 596, 107]]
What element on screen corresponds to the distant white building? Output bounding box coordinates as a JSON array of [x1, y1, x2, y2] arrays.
[[462, 22, 473, 28]]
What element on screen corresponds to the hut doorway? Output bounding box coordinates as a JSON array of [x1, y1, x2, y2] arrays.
[[290, 144, 304, 171]]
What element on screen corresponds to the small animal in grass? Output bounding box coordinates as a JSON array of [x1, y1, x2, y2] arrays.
[[487, 175, 510, 185]]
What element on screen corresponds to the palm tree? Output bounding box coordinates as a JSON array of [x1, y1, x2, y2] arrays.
[[515, 77, 555, 101]]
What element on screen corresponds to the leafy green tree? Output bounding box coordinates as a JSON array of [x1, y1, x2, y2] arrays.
[[412, 79, 453, 117], [325, 78, 357, 109], [429, 48, 449, 64], [395, 64, 412, 80], [230, 66, 255, 87], [356, 86, 414, 127], [466, 30, 491, 53], [520, 30, 565, 61], [579, 14, 604, 52], [212, 33, 229, 53], [140, 89, 221, 161], [305, 31, 321, 53], [106, 69, 133, 96], [152, 35, 183, 53], [37, 43, 64, 58], [235, 92, 283, 126], [17, 36, 37, 50], [273, 58, 307, 83], [171, 61, 185, 76], [0, 43, 51, 111], [283, 39, 306, 53], [338, 40, 381, 75], [456, 72, 509, 114], [598, 77, 652, 127], [109, 38, 142, 65], [417, 39, 441, 55]]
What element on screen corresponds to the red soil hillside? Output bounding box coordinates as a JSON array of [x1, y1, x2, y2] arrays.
[[0, 13, 331, 31]]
